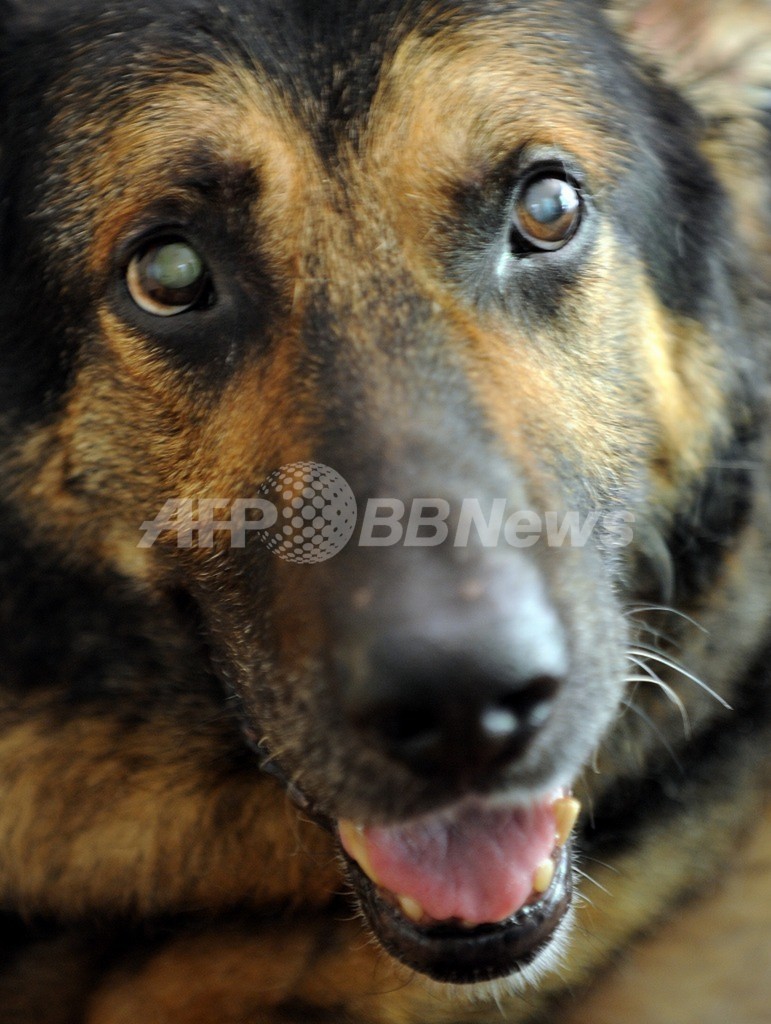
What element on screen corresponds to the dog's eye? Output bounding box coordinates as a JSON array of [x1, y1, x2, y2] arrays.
[[511, 174, 582, 253], [126, 239, 213, 316]]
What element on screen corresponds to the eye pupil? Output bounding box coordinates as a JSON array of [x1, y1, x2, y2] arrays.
[[149, 242, 204, 291], [126, 239, 211, 316], [525, 179, 577, 225], [513, 174, 582, 252]]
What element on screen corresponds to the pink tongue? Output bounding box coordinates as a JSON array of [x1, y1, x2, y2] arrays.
[[345, 801, 557, 926]]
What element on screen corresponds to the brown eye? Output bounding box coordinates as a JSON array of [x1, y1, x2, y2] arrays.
[[511, 175, 582, 252], [126, 239, 212, 316]]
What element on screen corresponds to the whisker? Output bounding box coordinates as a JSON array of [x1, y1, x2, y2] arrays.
[[621, 696, 683, 766], [573, 867, 613, 897], [626, 655, 692, 737], [630, 620, 682, 649], [625, 656, 662, 683], [627, 647, 732, 710], [579, 855, 621, 875], [624, 605, 709, 634]]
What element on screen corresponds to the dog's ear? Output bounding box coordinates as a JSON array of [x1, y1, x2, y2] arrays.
[[610, 1, 771, 263], [609, 0, 771, 123]]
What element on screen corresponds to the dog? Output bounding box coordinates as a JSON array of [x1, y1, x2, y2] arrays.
[[0, 1, 770, 1021]]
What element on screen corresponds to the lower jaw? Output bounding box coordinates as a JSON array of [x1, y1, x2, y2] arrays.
[[343, 841, 574, 985]]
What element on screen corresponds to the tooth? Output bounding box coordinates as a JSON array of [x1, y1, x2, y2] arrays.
[[338, 821, 380, 884], [533, 858, 555, 894], [554, 796, 581, 847], [397, 895, 425, 923]]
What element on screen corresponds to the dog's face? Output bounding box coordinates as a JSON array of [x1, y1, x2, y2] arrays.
[[0, 0, 761, 989]]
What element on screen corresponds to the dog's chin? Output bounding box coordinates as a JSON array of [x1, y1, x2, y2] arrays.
[[342, 840, 573, 984]]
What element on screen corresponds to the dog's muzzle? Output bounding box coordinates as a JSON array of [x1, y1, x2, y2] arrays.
[[318, 547, 582, 982]]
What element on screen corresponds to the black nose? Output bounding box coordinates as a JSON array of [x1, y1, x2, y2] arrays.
[[362, 639, 561, 780], [337, 557, 568, 785]]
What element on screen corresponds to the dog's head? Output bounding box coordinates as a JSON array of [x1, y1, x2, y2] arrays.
[[1, 0, 767, 987]]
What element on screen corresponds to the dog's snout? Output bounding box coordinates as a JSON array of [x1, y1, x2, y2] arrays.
[[337, 556, 568, 786]]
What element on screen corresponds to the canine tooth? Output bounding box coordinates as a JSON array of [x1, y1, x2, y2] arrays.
[[554, 796, 581, 847], [533, 858, 555, 894], [397, 895, 425, 923], [338, 821, 381, 885]]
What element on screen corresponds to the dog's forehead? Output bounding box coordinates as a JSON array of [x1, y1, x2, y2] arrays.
[[17, 0, 624, 139], [5, 0, 721, 330], [29, 0, 634, 222]]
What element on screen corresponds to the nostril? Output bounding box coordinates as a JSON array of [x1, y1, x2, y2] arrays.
[[380, 702, 438, 748], [353, 667, 563, 783], [492, 674, 560, 732], [478, 675, 561, 766]]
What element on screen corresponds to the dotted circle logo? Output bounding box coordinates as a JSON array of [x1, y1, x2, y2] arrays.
[[258, 462, 357, 564]]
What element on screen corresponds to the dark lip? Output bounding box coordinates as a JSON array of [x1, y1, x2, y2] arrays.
[[342, 841, 573, 984]]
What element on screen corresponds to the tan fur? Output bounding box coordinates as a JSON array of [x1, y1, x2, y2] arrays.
[[561, 805, 771, 1024], [0, 694, 339, 918]]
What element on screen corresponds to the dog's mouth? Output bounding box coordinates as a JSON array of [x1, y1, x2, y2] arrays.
[[337, 793, 579, 983], [245, 732, 580, 983]]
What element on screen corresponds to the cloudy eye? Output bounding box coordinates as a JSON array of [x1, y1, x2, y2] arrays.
[[126, 239, 213, 316], [511, 173, 582, 253]]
